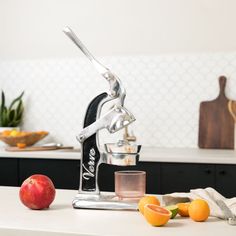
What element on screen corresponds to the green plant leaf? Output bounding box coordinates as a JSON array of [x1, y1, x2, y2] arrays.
[[9, 118, 22, 127], [16, 100, 24, 120], [16, 100, 22, 114], [16, 110, 23, 121], [9, 91, 24, 110], [0, 91, 5, 113], [0, 91, 24, 127], [1, 108, 8, 127], [8, 109, 16, 121]]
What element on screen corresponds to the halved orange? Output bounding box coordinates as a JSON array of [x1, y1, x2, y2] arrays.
[[138, 196, 160, 215], [144, 204, 171, 226]]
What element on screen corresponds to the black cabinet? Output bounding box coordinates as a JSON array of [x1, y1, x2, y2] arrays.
[[160, 163, 215, 194], [98, 162, 161, 194], [0, 158, 18, 186], [19, 159, 80, 190], [215, 164, 236, 198], [1, 156, 236, 198]]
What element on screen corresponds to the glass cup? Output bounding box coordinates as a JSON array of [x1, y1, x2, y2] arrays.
[[115, 170, 146, 199]]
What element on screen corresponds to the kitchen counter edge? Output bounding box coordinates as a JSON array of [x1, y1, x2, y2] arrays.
[[0, 147, 236, 164]]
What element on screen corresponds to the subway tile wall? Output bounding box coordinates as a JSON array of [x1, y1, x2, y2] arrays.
[[1, 52, 236, 148]]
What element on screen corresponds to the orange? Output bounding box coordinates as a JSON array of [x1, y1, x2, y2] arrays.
[[177, 202, 190, 217], [144, 204, 171, 226], [17, 143, 27, 149], [2, 130, 11, 136], [189, 199, 210, 222], [138, 196, 160, 215], [37, 131, 48, 135]]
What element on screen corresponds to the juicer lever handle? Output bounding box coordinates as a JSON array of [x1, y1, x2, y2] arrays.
[[63, 26, 126, 104], [63, 27, 108, 75]]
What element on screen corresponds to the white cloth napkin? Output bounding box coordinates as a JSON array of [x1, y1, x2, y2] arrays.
[[162, 187, 236, 219]]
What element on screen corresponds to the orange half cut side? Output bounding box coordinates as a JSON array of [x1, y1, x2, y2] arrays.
[[144, 204, 171, 226]]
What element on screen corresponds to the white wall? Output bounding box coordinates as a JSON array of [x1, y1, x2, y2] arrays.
[[1, 1, 236, 148], [0, 0, 236, 59]]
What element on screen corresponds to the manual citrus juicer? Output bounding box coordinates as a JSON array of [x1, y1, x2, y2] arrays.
[[63, 27, 141, 210]]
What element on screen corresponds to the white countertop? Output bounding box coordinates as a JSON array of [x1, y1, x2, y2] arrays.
[[0, 147, 81, 160], [0, 147, 236, 164], [0, 186, 235, 236]]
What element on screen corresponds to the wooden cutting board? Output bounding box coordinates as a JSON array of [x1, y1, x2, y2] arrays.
[[198, 76, 235, 149], [5, 146, 74, 152]]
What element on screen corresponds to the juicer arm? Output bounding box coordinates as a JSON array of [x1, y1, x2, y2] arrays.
[[63, 27, 126, 105], [77, 105, 135, 143], [77, 109, 115, 143]]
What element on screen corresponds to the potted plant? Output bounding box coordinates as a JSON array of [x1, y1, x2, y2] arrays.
[[0, 91, 24, 132]]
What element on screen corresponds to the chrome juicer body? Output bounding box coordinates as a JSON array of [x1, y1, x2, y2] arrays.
[[63, 27, 141, 210]]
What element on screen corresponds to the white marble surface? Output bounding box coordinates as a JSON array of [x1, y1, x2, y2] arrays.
[[0, 186, 235, 236], [0, 147, 236, 164]]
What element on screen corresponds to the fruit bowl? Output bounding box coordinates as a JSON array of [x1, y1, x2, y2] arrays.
[[0, 130, 49, 147]]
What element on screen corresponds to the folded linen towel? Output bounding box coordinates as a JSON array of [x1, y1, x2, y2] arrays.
[[162, 187, 236, 219]]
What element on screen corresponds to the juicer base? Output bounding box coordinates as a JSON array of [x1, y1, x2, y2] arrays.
[[72, 193, 138, 210]]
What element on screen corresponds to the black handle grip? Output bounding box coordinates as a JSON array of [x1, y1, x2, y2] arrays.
[[81, 92, 108, 192]]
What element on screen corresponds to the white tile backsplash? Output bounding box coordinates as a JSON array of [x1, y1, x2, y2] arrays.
[[1, 52, 236, 148]]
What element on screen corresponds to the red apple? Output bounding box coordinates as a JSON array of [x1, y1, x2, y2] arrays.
[[19, 174, 56, 210]]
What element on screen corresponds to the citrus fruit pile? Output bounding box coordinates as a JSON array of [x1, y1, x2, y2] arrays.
[[0, 130, 48, 147], [177, 199, 210, 221], [138, 196, 210, 227]]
